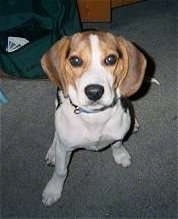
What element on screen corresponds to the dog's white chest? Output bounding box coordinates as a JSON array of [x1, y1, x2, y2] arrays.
[[55, 102, 131, 151]]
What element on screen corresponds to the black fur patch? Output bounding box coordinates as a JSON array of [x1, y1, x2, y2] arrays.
[[120, 96, 130, 112], [56, 87, 61, 110]]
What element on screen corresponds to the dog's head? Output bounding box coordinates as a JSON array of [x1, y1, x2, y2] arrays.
[[41, 31, 146, 109]]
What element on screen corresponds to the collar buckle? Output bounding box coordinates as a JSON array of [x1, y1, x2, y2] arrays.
[[74, 107, 81, 114]]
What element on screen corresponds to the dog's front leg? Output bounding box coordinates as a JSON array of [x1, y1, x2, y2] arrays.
[[112, 141, 131, 167], [42, 145, 71, 206]]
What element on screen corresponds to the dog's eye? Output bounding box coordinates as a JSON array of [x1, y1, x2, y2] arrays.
[[69, 56, 83, 67], [104, 54, 117, 66]]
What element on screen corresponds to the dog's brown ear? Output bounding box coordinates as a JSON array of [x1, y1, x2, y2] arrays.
[[41, 37, 70, 96], [115, 36, 146, 97]]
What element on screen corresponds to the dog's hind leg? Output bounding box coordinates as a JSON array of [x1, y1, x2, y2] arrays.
[[45, 132, 58, 166], [133, 117, 140, 133], [112, 141, 131, 167]]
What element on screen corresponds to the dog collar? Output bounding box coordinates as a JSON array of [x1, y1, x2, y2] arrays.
[[56, 88, 120, 114], [69, 96, 120, 114]]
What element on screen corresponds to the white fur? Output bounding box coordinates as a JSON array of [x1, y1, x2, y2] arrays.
[[42, 34, 132, 206]]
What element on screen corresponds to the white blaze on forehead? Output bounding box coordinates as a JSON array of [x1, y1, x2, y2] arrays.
[[89, 34, 101, 67], [68, 33, 116, 107]]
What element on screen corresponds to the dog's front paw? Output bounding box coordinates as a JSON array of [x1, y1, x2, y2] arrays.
[[42, 178, 62, 206], [112, 146, 131, 167]]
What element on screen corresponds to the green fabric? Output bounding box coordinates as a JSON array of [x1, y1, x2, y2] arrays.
[[0, 0, 81, 78]]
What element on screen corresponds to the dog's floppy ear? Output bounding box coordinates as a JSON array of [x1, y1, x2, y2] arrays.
[[115, 36, 146, 97], [41, 37, 70, 96]]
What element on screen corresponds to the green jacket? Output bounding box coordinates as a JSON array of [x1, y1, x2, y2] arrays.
[[0, 0, 81, 78]]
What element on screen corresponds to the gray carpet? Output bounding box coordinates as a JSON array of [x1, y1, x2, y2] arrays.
[[1, 0, 177, 218]]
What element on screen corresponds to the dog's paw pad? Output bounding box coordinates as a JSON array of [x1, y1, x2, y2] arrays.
[[45, 157, 55, 166], [45, 151, 55, 166], [133, 119, 140, 133], [133, 125, 139, 133]]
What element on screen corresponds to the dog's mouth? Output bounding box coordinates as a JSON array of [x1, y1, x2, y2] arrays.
[[69, 95, 119, 114], [85, 100, 106, 108]]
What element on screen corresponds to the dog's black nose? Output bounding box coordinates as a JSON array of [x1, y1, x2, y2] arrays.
[[84, 84, 104, 101]]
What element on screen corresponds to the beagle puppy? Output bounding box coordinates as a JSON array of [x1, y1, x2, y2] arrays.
[[41, 31, 146, 206]]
